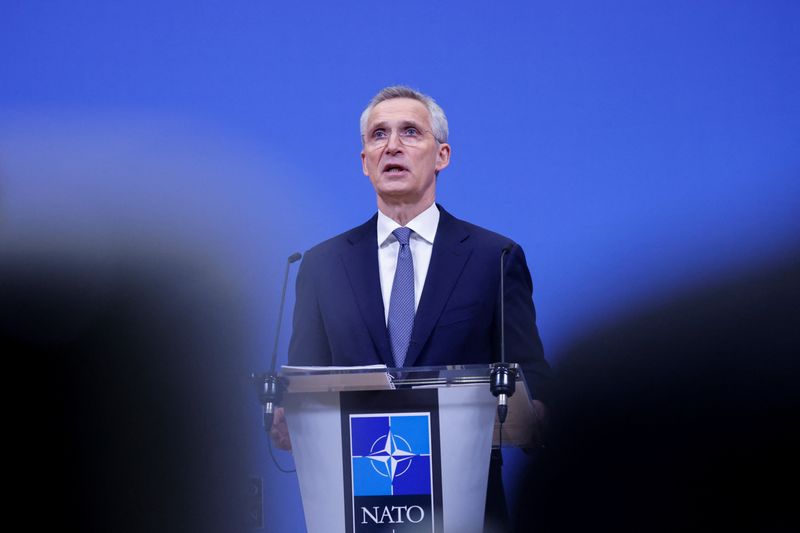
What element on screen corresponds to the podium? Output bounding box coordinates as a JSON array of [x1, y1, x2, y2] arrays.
[[280, 364, 534, 533]]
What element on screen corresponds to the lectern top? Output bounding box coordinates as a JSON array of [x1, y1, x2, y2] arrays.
[[280, 363, 523, 394]]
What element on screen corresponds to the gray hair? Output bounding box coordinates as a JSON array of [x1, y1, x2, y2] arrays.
[[359, 85, 449, 143]]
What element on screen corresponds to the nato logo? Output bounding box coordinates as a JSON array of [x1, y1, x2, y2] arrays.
[[349, 413, 434, 531]]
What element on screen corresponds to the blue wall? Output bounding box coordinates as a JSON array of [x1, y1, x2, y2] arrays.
[[2, 1, 798, 530]]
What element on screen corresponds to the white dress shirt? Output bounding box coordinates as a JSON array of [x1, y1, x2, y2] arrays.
[[377, 203, 440, 325]]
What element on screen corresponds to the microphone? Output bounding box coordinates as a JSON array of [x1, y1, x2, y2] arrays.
[[490, 244, 517, 424], [258, 252, 302, 432]]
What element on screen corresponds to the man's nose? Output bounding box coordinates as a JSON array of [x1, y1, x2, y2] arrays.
[[384, 130, 403, 152]]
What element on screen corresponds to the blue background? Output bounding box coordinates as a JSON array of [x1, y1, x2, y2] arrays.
[[2, 1, 798, 530]]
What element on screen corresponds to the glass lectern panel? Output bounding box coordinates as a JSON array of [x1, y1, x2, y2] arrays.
[[280, 363, 522, 393]]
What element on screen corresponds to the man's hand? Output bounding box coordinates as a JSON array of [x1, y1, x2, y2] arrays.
[[530, 399, 548, 446], [270, 407, 292, 451]]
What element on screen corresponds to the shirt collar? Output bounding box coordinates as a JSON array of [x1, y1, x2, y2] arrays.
[[377, 203, 440, 246]]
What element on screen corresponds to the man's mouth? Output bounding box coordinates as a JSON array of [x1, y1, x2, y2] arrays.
[[383, 164, 408, 174]]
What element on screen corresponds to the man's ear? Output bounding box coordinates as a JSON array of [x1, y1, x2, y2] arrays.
[[361, 150, 369, 176], [435, 143, 451, 173]]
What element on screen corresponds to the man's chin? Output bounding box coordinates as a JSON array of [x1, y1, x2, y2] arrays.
[[375, 182, 413, 198]]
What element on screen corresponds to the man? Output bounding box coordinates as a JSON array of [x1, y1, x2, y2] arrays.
[[272, 85, 551, 526]]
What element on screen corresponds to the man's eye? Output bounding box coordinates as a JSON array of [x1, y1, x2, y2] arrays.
[[371, 129, 387, 139], [402, 127, 420, 137]]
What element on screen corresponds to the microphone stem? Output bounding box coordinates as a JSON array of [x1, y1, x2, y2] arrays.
[[269, 257, 293, 373], [500, 247, 509, 364]]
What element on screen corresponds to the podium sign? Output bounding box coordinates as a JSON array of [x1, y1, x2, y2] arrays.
[[281, 365, 525, 533], [340, 389, 443, 532]]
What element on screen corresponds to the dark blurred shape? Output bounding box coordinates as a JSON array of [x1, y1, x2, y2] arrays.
[[514, 253, 800, 532], [0, 247, 251, 532]]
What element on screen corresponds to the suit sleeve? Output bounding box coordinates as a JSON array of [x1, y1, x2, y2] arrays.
[[287, 251, 333, 366], [500, 243, 553, 402]]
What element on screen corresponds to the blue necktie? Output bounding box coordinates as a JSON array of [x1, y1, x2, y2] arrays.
[[388, 227, 415, 367]]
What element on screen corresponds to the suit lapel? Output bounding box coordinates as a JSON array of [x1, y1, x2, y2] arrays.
[[404, 206, 473, 367], [340, 215, 394, 366]]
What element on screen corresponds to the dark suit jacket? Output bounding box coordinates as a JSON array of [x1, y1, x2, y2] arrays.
[[288, 206, 551, 399]]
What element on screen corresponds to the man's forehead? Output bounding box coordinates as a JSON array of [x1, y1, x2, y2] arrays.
[[367, 98, 431, 127]]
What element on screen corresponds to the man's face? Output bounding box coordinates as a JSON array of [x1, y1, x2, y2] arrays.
[[361, 98, 451, 206]]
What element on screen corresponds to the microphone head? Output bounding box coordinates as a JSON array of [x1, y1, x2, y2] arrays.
[[498, 403, 509, 424], [288, 252, 302, 263]]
